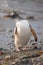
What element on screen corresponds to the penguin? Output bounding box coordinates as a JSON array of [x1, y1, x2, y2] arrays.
[[3, 12, 37, 51], [14, 20, 37, 51]]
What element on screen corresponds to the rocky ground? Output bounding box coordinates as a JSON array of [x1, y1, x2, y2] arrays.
[[0, 42, 43, 65], [0, 11, 43, 65], [0, 0, 43, 65]]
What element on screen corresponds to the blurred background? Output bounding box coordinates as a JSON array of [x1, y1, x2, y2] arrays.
[[0, 0, 43, 49]]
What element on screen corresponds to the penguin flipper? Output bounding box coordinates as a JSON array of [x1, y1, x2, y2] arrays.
[[30, 25, 37, 41]]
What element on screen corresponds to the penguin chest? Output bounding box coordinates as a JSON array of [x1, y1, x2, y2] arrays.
[[17, 25, 31, 44]]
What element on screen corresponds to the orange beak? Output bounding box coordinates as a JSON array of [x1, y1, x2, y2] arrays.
[[3, 15, 10, 19]]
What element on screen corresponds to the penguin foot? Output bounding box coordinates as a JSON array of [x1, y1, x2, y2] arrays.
[[22, 46, 29, 51], [16, 48, 20, 52]]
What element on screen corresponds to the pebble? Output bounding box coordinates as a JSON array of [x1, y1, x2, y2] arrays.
[[4, 55, 10, 61], [12, 35, 14, 38], [0, 51, 4, 56], [30, 42, 41, 50], [15, 59, 33, 65], [8, 29, 13, 33], [12, 62, 15, 65], [41, 62, 43, 65]]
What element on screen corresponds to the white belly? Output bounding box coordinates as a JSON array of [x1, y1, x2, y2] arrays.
[[14, 20, 31, 47]]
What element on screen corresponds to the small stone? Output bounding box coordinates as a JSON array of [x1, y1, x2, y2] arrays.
[[36, 50, 43, 55], [40, 54, 43, 58], [0, 51, 4, 56], [4, 55, 10, 61], [41, 62, 43, 65], [12, 62, 15, 65], [0, 48, 3, 50], [8, 29, 13, 32], [12, 35, 14, 38], [33, 45, 38, 49], [34, 57, 41, 62], [32, 59, 35, 62], [8, 29, 13, 33]]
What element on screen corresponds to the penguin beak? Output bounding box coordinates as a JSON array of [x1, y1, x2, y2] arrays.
[[3, 15, 10, 19]]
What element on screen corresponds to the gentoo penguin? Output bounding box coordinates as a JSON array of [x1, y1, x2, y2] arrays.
[[3, 12, 37, 51], [14, 20, 37, 51]]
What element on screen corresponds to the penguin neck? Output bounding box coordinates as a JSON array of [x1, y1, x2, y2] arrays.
[[15, 16, 25, 22]]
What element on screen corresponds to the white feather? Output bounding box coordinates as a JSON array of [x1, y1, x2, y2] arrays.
[[14, 20, 31, 49]]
